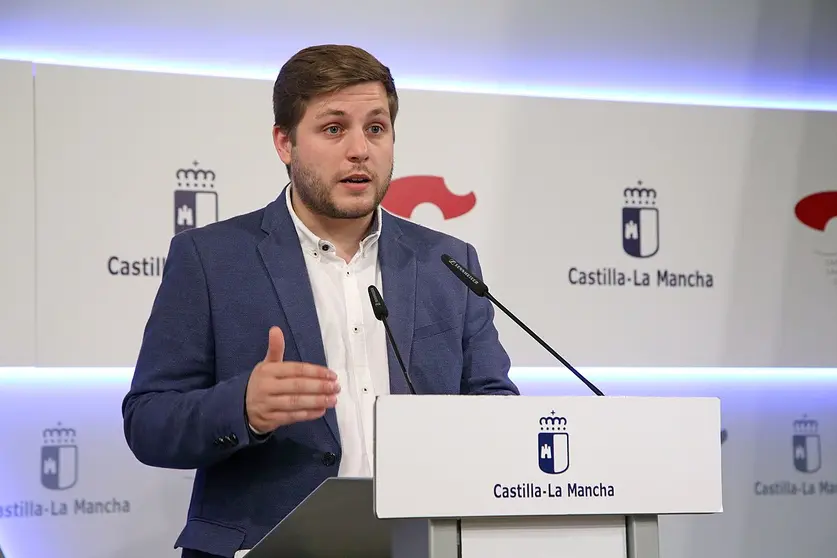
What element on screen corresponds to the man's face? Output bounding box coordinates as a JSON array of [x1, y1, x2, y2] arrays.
[[274, 82, 394, 220]]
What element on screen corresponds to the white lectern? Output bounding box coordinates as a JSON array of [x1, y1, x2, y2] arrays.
[[245, 394, 722, 558]]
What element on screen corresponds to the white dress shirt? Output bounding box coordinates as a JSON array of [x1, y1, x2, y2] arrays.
[[284, 185, 391, 478]]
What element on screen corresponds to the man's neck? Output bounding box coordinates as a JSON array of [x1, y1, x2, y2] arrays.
[[291, 189, 375, 262]]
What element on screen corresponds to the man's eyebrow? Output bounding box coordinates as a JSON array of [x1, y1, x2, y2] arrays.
[[315, 108, 346, 120], [314, 107, 389, 120]]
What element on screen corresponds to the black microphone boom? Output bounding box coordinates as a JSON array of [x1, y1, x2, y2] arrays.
[[440, 253, 605, 396], [367, 285, 418, 395]]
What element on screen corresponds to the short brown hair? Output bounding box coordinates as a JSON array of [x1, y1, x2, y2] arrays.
[[273, 44, 399, 141]]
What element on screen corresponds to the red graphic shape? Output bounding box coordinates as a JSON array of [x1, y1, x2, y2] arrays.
[[382, 175, 476, 220], [795, 191, 837, 232]]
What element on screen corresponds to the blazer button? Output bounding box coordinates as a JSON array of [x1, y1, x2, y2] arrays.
[[322, 452, 336, 466]]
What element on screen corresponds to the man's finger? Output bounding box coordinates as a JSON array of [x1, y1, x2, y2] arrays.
[[280, 408, 328, 424], [263, 362, 337, 381], [264, 377, 340, 396], [264, 326, 285, 363], [267, 393, 338, 412]]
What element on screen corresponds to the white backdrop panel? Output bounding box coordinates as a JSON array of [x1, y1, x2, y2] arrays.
[[32, 64, 837, 368], [390, 92, 837, 368], [0, 60, 36, 366], [0, 371, 192, 558], [772, 114, 837, 366], [33, 64, 281, 366]]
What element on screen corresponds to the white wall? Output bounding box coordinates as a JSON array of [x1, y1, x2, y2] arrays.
[[1, 1, 835, 106], [0, 60, 35, 365]]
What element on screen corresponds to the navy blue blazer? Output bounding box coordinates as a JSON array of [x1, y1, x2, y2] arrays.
[[122, 186, 519, 557]]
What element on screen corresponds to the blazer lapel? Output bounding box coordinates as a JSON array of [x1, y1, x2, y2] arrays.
[[257, 189, 339, 446], [379, 213, 417, 394]]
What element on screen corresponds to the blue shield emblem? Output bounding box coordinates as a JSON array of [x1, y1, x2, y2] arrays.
[[622, 206, 659, 258], [41, 443, 78, 490], [793, 433, 821, 473], [538, 432, 570, 474], [174, 163, 218, 234], [174, 190, 218, 234]]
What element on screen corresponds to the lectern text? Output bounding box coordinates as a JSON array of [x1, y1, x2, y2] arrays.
[[493, 482, 615, 500]]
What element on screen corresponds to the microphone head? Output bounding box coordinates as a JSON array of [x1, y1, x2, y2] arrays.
[[367, 285, 389, 320], [441, 253, 489, 297]]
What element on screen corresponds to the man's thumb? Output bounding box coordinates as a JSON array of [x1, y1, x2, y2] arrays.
[[265, 326, 285, 362]]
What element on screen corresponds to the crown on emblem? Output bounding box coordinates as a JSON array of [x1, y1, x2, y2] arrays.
[[43, 422, 76, 445], [624, 181, 657, 206], [176, 160, 216, 189], [539, 411, 568, 431], [793, 416, 818, 434]]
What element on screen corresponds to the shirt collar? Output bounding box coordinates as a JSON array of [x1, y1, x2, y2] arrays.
[[285, 184, 382, 257]]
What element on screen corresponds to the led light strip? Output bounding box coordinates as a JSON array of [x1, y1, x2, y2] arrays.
[[510, 367, 837, 383], [1, 52, 836, 112]]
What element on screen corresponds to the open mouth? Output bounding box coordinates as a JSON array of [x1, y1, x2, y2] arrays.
[[340, 174, 372, 184]]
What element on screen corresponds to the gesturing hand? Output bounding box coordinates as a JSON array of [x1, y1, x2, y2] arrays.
[[245, 326, 339, 434]]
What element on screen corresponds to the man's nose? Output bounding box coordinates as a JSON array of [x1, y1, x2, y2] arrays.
[[345, 129, 370, 161]]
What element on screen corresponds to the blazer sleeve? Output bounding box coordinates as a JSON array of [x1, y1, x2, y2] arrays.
[[121, 232, 270, 470], [459, 242, 520, 396]]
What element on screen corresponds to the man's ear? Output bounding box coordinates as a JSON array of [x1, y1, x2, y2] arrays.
[[273, 126, 292, 165]]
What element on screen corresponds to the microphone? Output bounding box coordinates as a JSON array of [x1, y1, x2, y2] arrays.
[[367, 285, 418, 395], [440, 254, 605, 396]]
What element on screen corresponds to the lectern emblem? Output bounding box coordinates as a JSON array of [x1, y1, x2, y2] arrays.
[[538, 411, 570, 474], [793, 415, 821, 473]]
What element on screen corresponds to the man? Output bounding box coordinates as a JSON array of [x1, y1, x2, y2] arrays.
[[122, 44, 519, 558]]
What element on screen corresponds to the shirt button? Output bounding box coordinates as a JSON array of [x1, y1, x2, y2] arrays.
[[322, 452, 337, 466]]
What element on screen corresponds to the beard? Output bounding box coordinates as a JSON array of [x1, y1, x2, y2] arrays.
[[290, 151, 393, 220]]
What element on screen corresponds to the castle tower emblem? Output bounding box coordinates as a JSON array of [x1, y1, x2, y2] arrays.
[[622, 182, 659, 258], [41, 422, 78, 490], [538, 411, 570, 474], [174, 161, 219, 234], [793, 415, 821, 473]]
